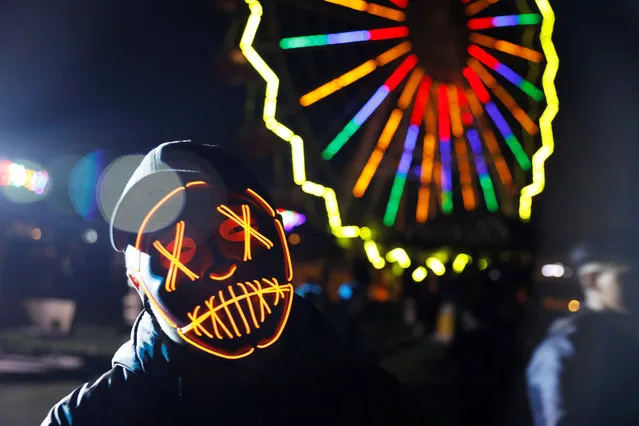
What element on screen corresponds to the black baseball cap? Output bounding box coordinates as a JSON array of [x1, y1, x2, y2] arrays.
[[109, 140, 273, 252], [570, 228, 639, 269]]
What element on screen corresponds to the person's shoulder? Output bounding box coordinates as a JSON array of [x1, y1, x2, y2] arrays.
[[41, 366, 155, 426], [526, 317, 580, 385]]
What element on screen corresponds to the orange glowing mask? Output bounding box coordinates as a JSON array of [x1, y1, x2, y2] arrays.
[[128, 181, 294, 359]]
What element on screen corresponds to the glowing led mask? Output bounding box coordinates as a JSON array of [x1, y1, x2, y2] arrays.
[[128, 181, 294, 360]]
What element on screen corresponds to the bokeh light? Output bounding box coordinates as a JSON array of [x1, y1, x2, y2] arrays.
[[82, 229, 98, 244], [70, 151, 104, 220], [30, 228, 42, 241], [97, 155, 145, 224]]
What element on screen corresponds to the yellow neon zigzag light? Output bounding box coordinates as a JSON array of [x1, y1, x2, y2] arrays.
[[519, 0, 559, 221], [239, 0, 558, 268]]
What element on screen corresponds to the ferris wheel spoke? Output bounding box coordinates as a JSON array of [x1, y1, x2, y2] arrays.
[[324, 0, 406, 22], [437, 85, 454, 214], [454, 136, 478, 211], [466, 128, 499, 212], [468, 45, 544, 101], [468, 59, 539, 135], [353, 64, 423, 196], [280, 26, 409, 49], [448, 85, 478, 212], [416, 101, 438, 223], [388, 0, 408, 8], [323, 54, 417, 160], [458, 87, 500, 212], [463, 67, 531, 170], [300, 41, 411, 107], [465, 0, 501, 17], [469, 33, 542, 63], [467, 13, 541, 30], [465, 89, 515, 193], [384, 76, 432, 227]]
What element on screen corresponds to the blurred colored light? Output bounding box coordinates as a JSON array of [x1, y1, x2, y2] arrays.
[[0, 160, 49, 195], [277, 209, 307, 232], [412, 266, 428, 282], [288, 233, 301, 245], [568, 299, 580, 313], [70, 151, 104, 220], [31, 228, 42, 241], [338, 284, 354, 300], [83, 229, 98, 244]]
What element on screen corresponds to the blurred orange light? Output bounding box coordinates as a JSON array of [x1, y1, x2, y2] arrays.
[[31, 228, 42, 241], [288, 233, 301, 245]]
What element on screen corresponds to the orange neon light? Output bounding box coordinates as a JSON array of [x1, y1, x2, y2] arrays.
[[468, 58, 538, 135], [242, 205, 252, 261], [470, 33, 542, 63], [256, 280, 294, 350], [209, 264, 237, 281], [324, 0, 406, 22], [300, 42, 411, 107], [416, 103, 437, 223], [130, 272, 179, 329], [353, 108, 403, 197], [185, 181, 208, 188], [154, 221, 200, 292], [228, 286, 251, 334], [275, 219, 294, 282], [132, 181, 294, 360], [246, 188, 276, 217], [465, 90, 514, 188], [135, 186, 185, 269], [455, 138, 477, 211], [237, 283, 260, 328], [217, 204, 274, 250], [465, 0, 500, 16]]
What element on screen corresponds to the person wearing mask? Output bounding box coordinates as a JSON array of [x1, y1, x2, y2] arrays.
[[43, 141, 423, 426], [527, 229, 639, 426]]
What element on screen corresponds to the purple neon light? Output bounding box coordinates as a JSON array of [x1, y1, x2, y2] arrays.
[[397, 125, 420, 177], [467, 129, 489, 175], [485, 102, 514, 138], [440, 140, 453, 191], [354, 86, 391, 124], [327, 30, 369, 45]]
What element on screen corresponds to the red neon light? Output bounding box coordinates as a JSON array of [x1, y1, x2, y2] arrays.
[[389, 0, 408, 8], [384, 54, 418, 91], [457, 89, 474, 125], [410, 77, 432, 125], [369, 26, 409, 40], [468, 45, 499, 70], [463, 67, 491, 104], [467, 17, 494, 30], [438, 85, 451, 141]]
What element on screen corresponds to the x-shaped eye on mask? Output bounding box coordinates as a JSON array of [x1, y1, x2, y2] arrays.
[[153, 221, 199, 292], [217, 204, 274, 261]]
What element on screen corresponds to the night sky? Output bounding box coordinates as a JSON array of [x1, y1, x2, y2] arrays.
[[0, 0, 638, 250]]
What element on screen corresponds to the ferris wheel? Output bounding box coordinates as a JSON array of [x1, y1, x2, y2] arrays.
[[240, 0, 557, 265]]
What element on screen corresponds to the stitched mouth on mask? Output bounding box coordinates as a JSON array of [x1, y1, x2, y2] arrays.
[[179, 278, 293, 340]]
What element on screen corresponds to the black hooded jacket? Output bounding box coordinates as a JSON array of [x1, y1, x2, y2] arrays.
[[42, 298, 424, 425], [526, 308, 639, 426]]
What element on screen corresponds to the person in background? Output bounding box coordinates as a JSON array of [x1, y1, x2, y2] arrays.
[[526, 229, 639, 426], [43, 141, 423, 426]]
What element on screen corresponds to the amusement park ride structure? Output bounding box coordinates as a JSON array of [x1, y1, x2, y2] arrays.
[[232, 0, 558, 273]]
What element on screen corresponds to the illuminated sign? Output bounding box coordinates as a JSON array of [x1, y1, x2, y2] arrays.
[[0, 160, 49, 195], [276, 208, 306, 232]]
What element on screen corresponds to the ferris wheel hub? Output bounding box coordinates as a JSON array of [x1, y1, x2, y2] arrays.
[[406, 0, 470, 83]]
